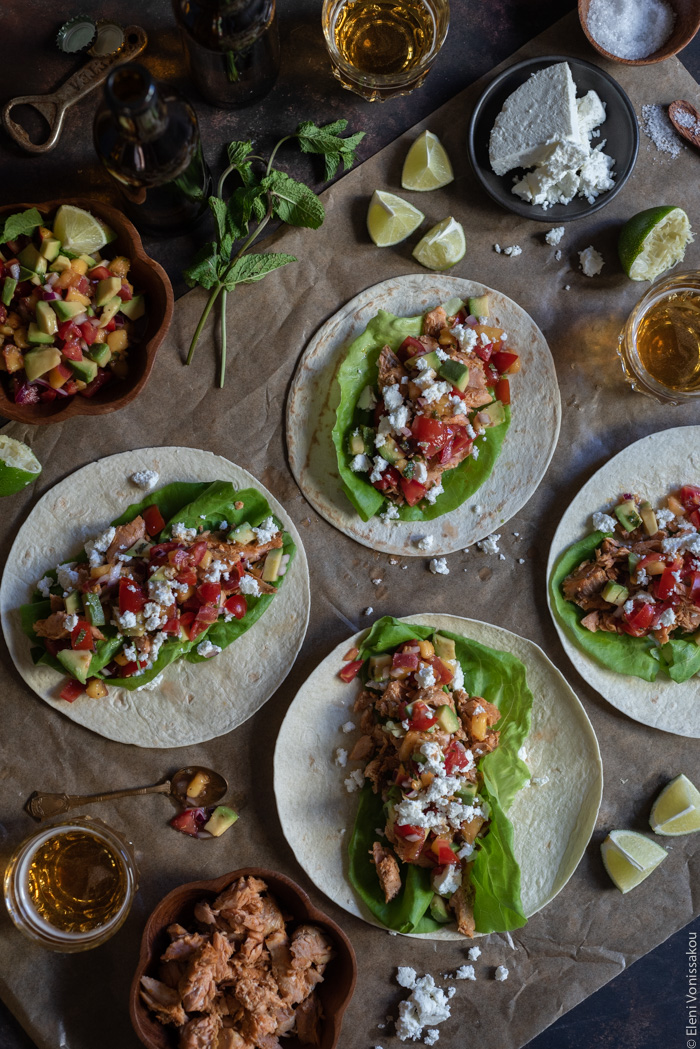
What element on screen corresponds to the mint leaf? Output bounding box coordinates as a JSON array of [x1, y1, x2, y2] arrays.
[[295, 119, 366, 179], [1, 207, 43, 244], [227, 140, 254, 168], [262, 172, 325, 229], [227, 185, 266, 237], [183, 242, 222, 290], [224, 252, 296, 290], [209, 196, 229, 242]]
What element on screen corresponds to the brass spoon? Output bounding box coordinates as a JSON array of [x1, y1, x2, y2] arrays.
[[25, 766, 228, 822], [668, 100, 700, 152]]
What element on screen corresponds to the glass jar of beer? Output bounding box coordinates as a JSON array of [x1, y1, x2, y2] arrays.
[[617, 271, 700, 405], [3, 817, 137, 952]]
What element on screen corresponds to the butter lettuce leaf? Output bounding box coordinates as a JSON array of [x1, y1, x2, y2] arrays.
[[331, 309, 510, 523]]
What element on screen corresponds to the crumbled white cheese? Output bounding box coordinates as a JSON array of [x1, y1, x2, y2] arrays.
[[335, 748, 348, 768], [451, 323, 477, 352], [656, 607, 676, 628], [415, 664, 437, 688], [344, 769, 365, 792], [122, 642, 138, 662], [387, 404, 410, 431], [397, 967, 418, 990], [416, 535, 435, 552], [656, 508, 676, 527], [413, 461, 428, 484], [143, 601, 165, 631], [502, 245, 522, 257], [545, 226, 565, 245], [425, 483, 444, 505], [350, 453, 372, 473], [476, 533, 501, 554], [424, 1031, 440, 1046], [63, 613, 79, 632], [238, 574, 261, 596], [429, 558, 449, 576], [252, 516, 278, 545], [435, 348, 449, 362], [662, 530, 700, 556], [517, 558, 525, 565], [494, 244, 502, 253], [453, 965, 476, 981], [172, 522, 197, 542], [471, 445, 479, 461], [341, 721, 355, 733], [421, 380, 452, 405], [363, 606, 374, 616], [578, 246, 604, 277], [115, 610, 137, 631], [84, 527, 116, 568], [37, 576, 53, 598], [468, 946, 482, 961], [592, 511, 617, 532], [395, 973, 451, 1043], [204, 559, 227, 583], [494, 966, 509, 982], [432, 864, 462, 897], [136, 672, 165, 692], [130, 469, 159, 491], [451, 662, 464, 691], [372, 577, 382, 586], [380, 505, 400, 525], [531, 775, 550, 787], [369, 456, 389, 483], [448, 395, 467, 415], [383, 383, 404, 411], [457, 841, 474, 860], [554, 249, 562, 261], [196, 639, 222, 658]]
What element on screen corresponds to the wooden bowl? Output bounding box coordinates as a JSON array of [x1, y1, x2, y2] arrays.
[[579, 0, 700, 65], [0, 198, 173, 425], [129, 868, 357, 1049]]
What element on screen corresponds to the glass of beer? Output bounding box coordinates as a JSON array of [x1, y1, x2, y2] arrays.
[[617, 271, 700, 405], [322, 0, 450, 102]]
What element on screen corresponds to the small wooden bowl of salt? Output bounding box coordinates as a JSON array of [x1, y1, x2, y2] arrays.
[[579, 0, 700, 65]]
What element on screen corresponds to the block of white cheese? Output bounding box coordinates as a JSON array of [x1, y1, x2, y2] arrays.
[[489, 63, 580, 176], [577, 90, 607, 135]]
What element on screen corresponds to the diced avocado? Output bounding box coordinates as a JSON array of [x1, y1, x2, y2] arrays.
[[406, 349, 441, 371], [49, 255, 71, 273], [369, 654, 391, 681], [50, 299, 85, 321], [64, 591, 80, 614], [119, 294, 145, 320], [79, 253, 96, 268], [23, 346, 61, 380], [95, 276, 122, 307], [483, 400, 505, 427], [640, 500, 658, 537], [429, 894, 452, 923], [438, 358, 469, 392], [228, 521, 256, 545], [19, 265, 40, 284], [378, 435, 404, 465], [468, 293, 489, 318], [27, 323, 55, 345], [615, 499, 642, 533], [435, 704, 460, 733], [40, 238, 62, 262], [82, 591, 105, 626], [2, 276, 17, 306], [348, 429, 365, 456], [456, 785, 477, 803], [602, 581, 629, 606], [36, 300, 58, 336], [87, 343, 112, 367], [628, 552, 641, 575], [262, 547, 284, 583], [18, 243, 47, 275], [441, 296, 464, 318], [57, 648, 92, 685], [98, 296, 121, 328], [357, 384, 376, 410], [203, 805, 239, 837], [434, 634, 456, 661], [69, 357, 98, 383]]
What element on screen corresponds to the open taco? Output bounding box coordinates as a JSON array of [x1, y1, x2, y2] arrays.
[[274, 614, 602, 939], [547, 425, 700, 737], [1, 447, 309, 748], [287, 274, 560, 556]]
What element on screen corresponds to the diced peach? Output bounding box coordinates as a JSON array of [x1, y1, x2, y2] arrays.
[[13, 326, 29, 349], [3, 344, 24, 373], [70, 258, 88, 275], [108, 256, 130, 277], [65, 288, 90, 306], [86, 678, 108, 699], [47, 364, 71, 388], [106, 329, 128, 354]]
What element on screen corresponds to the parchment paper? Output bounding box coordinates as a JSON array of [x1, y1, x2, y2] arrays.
[[0, 11, 698, 1049]]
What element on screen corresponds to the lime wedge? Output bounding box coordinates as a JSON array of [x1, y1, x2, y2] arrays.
[[600, 830, 667, 893], [618, 205, 693, 281], [52, 205, 113, 254], [650, 773, 700, 836], [367, 190, 424, 247], [401, 130, 454, 192], [412, 217, 466, 271], [0, 436, 41, 496]]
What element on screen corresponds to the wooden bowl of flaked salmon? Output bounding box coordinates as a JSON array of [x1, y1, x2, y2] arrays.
[[130, 868, 357, 1049]]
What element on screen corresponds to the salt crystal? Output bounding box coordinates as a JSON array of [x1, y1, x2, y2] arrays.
[[587, 0, 675, 60], [641, 104, 682, 158]]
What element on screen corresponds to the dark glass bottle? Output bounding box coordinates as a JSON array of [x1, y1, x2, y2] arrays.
[[172, 0, 280, 108], [93, 63, 212, 235]]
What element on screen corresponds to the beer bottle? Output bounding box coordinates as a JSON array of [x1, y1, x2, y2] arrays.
[[93, 63, 212, 235], [172, 0, 280, 108]]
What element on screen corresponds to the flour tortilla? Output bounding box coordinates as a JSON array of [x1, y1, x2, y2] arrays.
[[548, 425, 700, 738], [0, 447, 310, 748], [286, 274, 560, 556], [274, 614, 602, 939]]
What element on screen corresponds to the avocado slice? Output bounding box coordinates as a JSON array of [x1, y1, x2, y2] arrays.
[[18, 243, 47, 275], [125, 538, 154, 558], [36, 300, 58, 336], [50, 299, 85, 321], [357, 384, 376, 410], [48, 255, 72, 273], [640, 500, 658, 536], [228, 522, 256, 545], [203, 806, 239, 837], [27, 323, 55, 345], [57, 648, 92, 685], [19, 266, 42, 286], [87, 343, 112, 368], [348, 429, 365, 456], [438, 359, 469, 392], [378, 435, 405, 466], [95, 276, 122, 307], [262, 547, 284, 583], [482, 401, 505, 427], [615, 499, 642, 533], [369, 654, 391, 681], [69, 357, 98, 383], [40, 238, 62, 262], [468, 293, 490, 318], [435, 704, 460, 733], [2, 276, 17, 306], [98, 296, 122, 328], [64, 591, 80, 615], [406, 349, 441, 371], [429, 894, 452, 923], [23, 347, 61, 380], [119, 294, 145, 320], [602, 581, 629, 606], [434, 634, 456, 660], [82, 591, 105, 626]]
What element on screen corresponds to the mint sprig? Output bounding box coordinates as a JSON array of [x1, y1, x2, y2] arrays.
[[183, 120, 365, 388], [0, 208, 43, 245]]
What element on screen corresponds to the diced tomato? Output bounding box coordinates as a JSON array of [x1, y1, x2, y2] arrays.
[[119, 577, 147, 614], [103, 318, 117, 332], [394, 823, 424, 842], [689, 509, 700, 530], [142, 504, 165, 537], [654, 560, 681, 601], [197, 582, 221, 606], [79, 368, 112, 398], [75, 275, 90, 296], [181, 596, 201, 613], [411, 415, 450, 458], [170, 808, 208, 837], [190, 542, 208, 565], [168, 547, 191, 569], [680, 486, 700, 513], [224, 594, 247, 619], [79, 321, 97, 345], [58, 321, 82, 342], [622, 601, 657, 636], [397, 336, 427, 362], [150, 541, 181, 563], [181, 612, 210, 640], [495, 377, 510, 405], [161, 615, 180, 635], [117, 280, 133, 301], [39, 388, 58, 403], [432, 838, 460, 865], [372, 466, 401, 492], [89, 265, 111, 282], [71, 619, 95, 651], [59, 678, 86, 702], [450, 431, 473, 458], [474, 341, 493, 363], [491, 350, 519, 374], [400, 476, 427, 506], [339, 659, 364, 683], [195, 602, 220, 625], [343, 646, 360, 661], [444, 740, 470, 774], [61, 340, 83, 362], [44, 638, 69, 656], [393, 651, 420, 670], [689, 571, 700, 606], [176, 567, 197, 586], [431, 656, 453, 685], [409, 700, 437, 731]]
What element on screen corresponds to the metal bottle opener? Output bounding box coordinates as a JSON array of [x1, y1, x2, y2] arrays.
[[2, 25, 147, 155]]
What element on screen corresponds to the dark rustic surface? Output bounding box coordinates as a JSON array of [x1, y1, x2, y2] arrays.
[[0, 1, 698, 1047]]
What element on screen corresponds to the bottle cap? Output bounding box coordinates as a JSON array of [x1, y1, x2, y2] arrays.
[[56, 15, 97, 54], [89, 20, 126, 57]]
